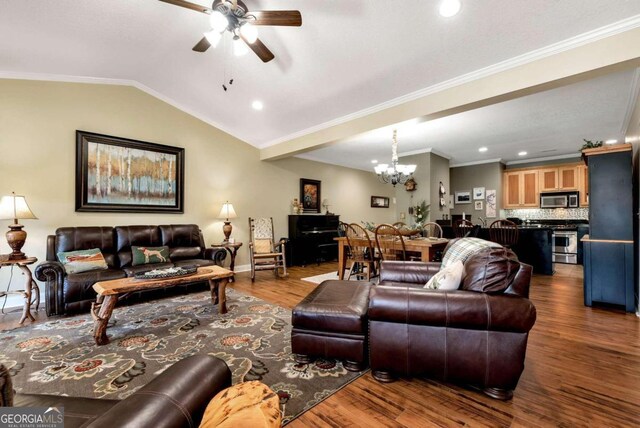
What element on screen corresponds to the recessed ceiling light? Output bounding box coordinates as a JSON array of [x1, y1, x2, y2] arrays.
[[439, 0, 462, 17], [478, 147, 488, 153], [371, 160, 378, 164], [251, 100, 264, 110], [605, 139, 617, 145], [518, 151, 528, 156]]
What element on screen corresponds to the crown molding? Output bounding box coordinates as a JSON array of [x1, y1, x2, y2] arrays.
[[450, 158, 503, 168], [0, 71, 240, 143], [258, 15, 640, 149], [505, 153, 581, 165]]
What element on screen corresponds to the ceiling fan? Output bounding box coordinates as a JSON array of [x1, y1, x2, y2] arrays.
[[159, 0, 302, 63]]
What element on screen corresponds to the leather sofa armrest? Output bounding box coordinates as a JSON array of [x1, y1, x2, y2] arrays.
[[204, 247, 227, 266], [35, 261, 66, 317], [369, 286, 536, 333], [379, 261, 441, 286], [89, 355, 232, 428]]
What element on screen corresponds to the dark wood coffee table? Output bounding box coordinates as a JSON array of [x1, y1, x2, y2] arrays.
[[91, 266, 234, 346]]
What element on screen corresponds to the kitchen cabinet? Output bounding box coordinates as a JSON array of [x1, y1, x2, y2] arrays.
[[577, 164, 589, 206], [538, 166, 578, 191], [503, 170, 538, 208]]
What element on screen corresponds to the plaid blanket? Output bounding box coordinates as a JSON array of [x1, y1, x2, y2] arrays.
[[441, 237, 502, 268]]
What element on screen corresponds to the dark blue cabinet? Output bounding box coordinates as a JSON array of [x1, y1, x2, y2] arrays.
[[582, 145, 636, 312]]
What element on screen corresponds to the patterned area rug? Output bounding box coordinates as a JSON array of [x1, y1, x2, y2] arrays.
[[0, 289, 364, 424]]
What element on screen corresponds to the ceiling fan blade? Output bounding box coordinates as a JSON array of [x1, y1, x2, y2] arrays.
[[249, 11, 302, 26], [158, 0, 212, 14], [192, 37, 211, 52], [241, 35, 274, 63]]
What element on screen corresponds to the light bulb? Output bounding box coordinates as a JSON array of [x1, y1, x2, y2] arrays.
[[204, 30, 222, 47], [439, 0, 462, 17], [240, 23, 258, 44], [233, 37, 249, 56], [209, 11, 229, 32], [252, 100, 264, 110]]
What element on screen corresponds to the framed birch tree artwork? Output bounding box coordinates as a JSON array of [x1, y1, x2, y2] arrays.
[[75, 131, 184, 213]]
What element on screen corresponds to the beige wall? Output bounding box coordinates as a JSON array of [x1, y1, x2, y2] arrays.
[[0, 79, 395, 306], [429, 153, 450, 221], [450, 162, 504, 222], [395, 152, 430, 223]]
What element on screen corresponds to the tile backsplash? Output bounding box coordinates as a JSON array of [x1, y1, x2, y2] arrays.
[[502, 207, 588, 220]]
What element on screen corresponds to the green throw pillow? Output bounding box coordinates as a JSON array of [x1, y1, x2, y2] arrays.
[[57, 248, 108, 274], [131, 246, 170, 266]]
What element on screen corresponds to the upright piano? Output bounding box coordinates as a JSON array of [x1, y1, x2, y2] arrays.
[[287, 215, 340, 266]]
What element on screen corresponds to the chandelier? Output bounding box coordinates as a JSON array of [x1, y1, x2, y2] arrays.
[[374, 130, 417, 186]]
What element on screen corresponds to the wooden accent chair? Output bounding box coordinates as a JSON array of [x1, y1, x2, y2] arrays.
[[374, 224, 407, 262], [489, 219, 519, 248], [344, 223, 378, 281], [421, 222, 443, 238], [248, 217, 287, 282], [453, 219, 475, 238], [392, 222, 407, 228]]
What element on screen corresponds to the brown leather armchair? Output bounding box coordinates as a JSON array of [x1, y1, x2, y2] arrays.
[[368, 248, 537, 400], [4, 355, 231, 428]]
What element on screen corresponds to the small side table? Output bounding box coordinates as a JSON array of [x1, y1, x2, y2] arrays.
[[0, 255, 39, 324], [212, 242, 242, 281]]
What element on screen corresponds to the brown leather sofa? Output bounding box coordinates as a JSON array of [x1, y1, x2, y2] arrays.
[[3, 354, 231, 428], [368, 247, 537, 400], [35, 225, 227, 316]]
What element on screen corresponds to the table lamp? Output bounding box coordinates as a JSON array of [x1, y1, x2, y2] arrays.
[[218, 201, 237, 242], [0, 192, 38, 260]]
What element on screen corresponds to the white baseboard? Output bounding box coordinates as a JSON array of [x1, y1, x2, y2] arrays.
[[233, 264, 251, 273]]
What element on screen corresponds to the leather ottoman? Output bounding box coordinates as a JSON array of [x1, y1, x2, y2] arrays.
[[291, 280, 372, 371]]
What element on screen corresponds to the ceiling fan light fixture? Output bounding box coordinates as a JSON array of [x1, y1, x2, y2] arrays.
[[439, 0, 462, 18], [240, 23, 258, 44], [209, 10, 229, 32], [204, 30, 222, 47], [233, 37, 249, 56]]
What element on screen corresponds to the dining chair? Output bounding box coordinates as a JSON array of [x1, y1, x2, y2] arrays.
[[374, 223, 407, 261], [392, 221, 407, 228], [248, 217, 288, 282], [453, 219, 475, 238], [345, 223, 378, 281], [489, 219, 519, 248], [422, 222, 443, 239]]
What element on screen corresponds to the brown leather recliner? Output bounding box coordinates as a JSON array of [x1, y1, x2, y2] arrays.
[[368, 247, 537, 400], [3, 355, 231, 428]]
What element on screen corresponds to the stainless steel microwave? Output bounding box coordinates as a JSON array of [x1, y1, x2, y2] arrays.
[[540, 192, 579, 208]]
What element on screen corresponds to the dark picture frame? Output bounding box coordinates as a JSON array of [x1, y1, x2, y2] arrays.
[[371, 196, 390, 208], [300, 178, 321, 213], [76, 130, 185, 213]]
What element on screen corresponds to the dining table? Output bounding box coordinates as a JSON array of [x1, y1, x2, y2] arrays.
[[334, 236, 449, 280]]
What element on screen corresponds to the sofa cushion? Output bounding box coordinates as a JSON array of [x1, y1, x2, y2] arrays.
[[64, 269, 126, 304], [122, 263, 175, 277], [57, 248, 108, 274], [131, 246, 170, 266], [14, 394, 118, 428], [169, 246, 203, 261], [115, 226, 162, 267], [55, 227, 117, 268], [173, 259, 215, 268], [461, 247, 520, 294], [441, 237, 502, 268], [425, 260, 464, 290], [160, 224, 204, 247]]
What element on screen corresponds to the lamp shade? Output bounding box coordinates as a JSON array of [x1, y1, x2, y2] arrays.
[[218, 202, 237, 220], [0, 193, 37, 221]]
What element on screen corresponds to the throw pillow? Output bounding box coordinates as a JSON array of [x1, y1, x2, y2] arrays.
[[131, 246, 170, 266], [199, 381, 281, 428], [57, 248, 108, 274], [425, 260, 464, 290], [461, 247, 521, 294], [441, 237, 502, 268], [253, 239, 272, 254]]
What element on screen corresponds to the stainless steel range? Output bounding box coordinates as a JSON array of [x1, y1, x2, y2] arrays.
[[552, 230, 578, 264]]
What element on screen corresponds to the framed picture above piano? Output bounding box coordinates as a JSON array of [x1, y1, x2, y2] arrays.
[[300, 178, 321, 213]]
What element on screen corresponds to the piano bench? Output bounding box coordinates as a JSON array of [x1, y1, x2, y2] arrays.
[[316, 242, 338, 265]]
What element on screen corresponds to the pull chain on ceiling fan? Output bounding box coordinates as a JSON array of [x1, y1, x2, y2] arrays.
[[159, 0, 302, 63]]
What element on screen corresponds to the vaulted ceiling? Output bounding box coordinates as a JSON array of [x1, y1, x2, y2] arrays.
[[1, 1, 639, 165]]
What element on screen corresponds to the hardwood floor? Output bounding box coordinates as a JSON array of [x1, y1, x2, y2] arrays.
[[2, 263, 639, 427]]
